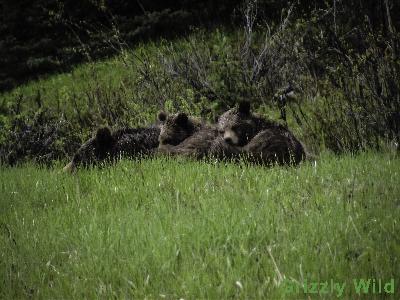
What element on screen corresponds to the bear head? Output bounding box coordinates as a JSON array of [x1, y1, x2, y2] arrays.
[[63, 127, 116, 172], [217, 101, 262, 147], [157, 111, 201, 146]]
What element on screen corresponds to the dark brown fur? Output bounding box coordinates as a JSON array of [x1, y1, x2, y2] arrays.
[[157, 111, 240, 160], [63, 125, 160, 172], [217, 101, 306, 165]]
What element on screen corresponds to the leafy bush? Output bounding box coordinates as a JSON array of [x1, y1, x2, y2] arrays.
[[297, 9, 400, 153], [1, 1, 399, 165], [0, 108, 81, 166]]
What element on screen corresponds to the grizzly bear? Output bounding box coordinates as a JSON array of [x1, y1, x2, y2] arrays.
[[217, 101, 306, 165], [63, 125, 160, 172], [157, 111, 240, 160]]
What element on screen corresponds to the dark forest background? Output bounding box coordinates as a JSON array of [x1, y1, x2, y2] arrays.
[[1, 0, 399, 92]]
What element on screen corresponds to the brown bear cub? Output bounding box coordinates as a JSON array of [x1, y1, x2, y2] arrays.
[[157, 111, 239, 160], [217, 101, 306, 165], [63, 125, 160, 172]]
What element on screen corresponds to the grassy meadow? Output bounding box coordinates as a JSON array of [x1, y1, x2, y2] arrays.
[[1, 21, 399, 299], [1, 152, 399, 299]]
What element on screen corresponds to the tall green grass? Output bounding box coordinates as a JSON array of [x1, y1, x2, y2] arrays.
[[1, 152, 399, 299]]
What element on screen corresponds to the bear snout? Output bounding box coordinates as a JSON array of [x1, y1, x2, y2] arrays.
[[223, 130, 239, 145]]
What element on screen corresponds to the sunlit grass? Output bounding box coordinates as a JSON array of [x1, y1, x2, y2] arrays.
[[1, 152, 399, 298]]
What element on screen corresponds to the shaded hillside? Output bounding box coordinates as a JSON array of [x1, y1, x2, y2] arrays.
[[1, 0, 399, 91], [0, 0, 241, 91]]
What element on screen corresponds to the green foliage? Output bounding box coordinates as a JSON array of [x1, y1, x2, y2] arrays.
[[0, 107, 82, 166], [1, 0, 400, 163], [1, 153, 399, 298], [295, 10, 400, 153]]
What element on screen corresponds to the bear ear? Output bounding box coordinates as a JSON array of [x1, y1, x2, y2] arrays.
[[158, 111, 167, 122], [95, 127, 113, 144], [176, 112, 188, 126], [238, 101, 251, 115]]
